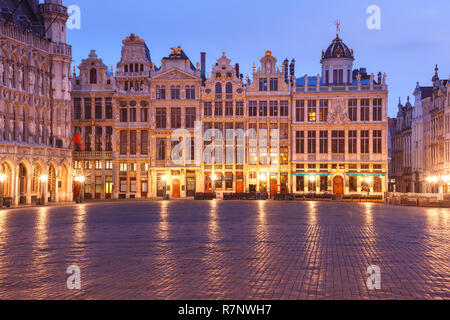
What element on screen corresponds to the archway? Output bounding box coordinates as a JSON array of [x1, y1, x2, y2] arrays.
[[0, 162, 13, 198], [333, 175, 344, 197]]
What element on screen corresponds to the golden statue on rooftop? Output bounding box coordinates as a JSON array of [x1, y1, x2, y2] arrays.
[[170, 46, 182, 56]]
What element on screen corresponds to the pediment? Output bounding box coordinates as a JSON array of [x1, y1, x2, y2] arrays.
[[152, 68, 199, 81]]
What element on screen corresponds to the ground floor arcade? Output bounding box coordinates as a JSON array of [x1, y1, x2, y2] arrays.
[[0, 144, 73, 206]]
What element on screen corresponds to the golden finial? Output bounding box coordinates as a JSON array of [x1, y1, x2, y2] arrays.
[[196, 62, 200, 69], [334, 20, 341, 37], [222, 50, 226, 56], [265, 50, 272, 56], [252, 63, 256, 72], [110, 65, 113, 74]]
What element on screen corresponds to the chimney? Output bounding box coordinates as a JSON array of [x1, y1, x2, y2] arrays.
[[200, 52, 206, 80], [289, 59, 295, 84], [235, 63, 240, 78], [283, 59, 289, 83]]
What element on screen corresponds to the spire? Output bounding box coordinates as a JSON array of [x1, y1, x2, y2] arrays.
[[334, 20, 341, 38]]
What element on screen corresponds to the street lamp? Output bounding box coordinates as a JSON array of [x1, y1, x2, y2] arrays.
[[161, 175, 168, 200], [74, 175, 85, 203], [39, 174, 48, 206], [211, 173, 217, 194], [0, 173, 6, 209]]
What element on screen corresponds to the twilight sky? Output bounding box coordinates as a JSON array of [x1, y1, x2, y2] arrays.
[[64, 0, 450, 117]]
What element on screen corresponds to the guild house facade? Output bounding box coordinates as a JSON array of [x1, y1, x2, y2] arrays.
[[72, 27, 389, 200], [0, 0, 73, 206]]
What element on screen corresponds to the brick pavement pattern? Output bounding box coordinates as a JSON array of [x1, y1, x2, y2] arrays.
[[0, 201, 448, 300]]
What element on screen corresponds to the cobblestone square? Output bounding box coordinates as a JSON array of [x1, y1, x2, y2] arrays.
[[0, 201, 448, 300]]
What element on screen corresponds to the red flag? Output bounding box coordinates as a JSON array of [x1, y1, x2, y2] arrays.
[[73, 127, 83, 150]]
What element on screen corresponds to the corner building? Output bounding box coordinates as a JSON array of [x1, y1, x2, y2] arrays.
[[0, 0, 73, 206], [71, 31, 389, 199]]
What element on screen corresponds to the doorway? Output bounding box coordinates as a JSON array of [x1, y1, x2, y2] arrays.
[[172, 179, 181, 198], [333, 176, 344, 197]]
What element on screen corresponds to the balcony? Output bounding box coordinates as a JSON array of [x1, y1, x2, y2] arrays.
[[115, 71, 151, 78], [74, 151, 113, 159]]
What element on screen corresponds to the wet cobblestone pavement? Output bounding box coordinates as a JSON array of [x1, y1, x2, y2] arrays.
[[0, 201, 448, 300]]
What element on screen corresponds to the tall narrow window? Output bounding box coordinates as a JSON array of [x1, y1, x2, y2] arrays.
[[319, 100, 328, 122], [270, 101, 278, 116], [373, 98, 382, 121], [249, 101, 257, 117], [204, 102, 212, 116], [84, 98, 91, 119], [171, 108, 181, 128], [296, 100, 305, 122], [348, 130, 357, 154], [270, 78, 278, 91], [280, 101, 289, 117], [105, 97, 112, 119], [141, 130, 148, 155], [95, 126, 102, 151], [120, 131, 127, 155], [348, 99, 357, 121], [95, 98, 102, 119], [308, 100, 316, 122], [308, 131, 316, 154], [319, 131, 328, 154], [361, 131, 370, 154], [130, 130, 137, 155], [74, 98, 81, 120], [90, 68, 97, 84], [332, 131, 345, 154], [215, 83, 222, 99], [157, 139, 166, 160], [259, 101, 267, 117], [214, 102, 223, 116], [361, 99, 370, 121], [235, 101, 244, 116], [373, 130, 382, 154], [185, 107, 196, 129], [296, 131, 305, 154], [225, 102, 233, 116], [105, 127, 113, 151], [225, 83, 233, 99], [259, 78, 268, 91], [156, 108, 167, 129]]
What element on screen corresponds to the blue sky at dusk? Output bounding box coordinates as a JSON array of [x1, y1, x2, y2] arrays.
[[65, 0, 450, 117]]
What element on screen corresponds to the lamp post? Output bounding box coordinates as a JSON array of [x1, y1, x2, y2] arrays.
[[161, 175, 168, 200], [259, 173, 267, 198], [0, 173, 6, 209], [211, 173, 217, 194], [74, 176, 85, 203], [39, 174, 48, 206], [364, 176, 373, 196]]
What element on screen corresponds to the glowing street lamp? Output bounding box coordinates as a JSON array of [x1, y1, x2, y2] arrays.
[[74, 176, 85, 203], [0, 173, 6, 209], [308, 175, 316, 183], [161, 175, 168, 200], [39, 174, 48, 205]]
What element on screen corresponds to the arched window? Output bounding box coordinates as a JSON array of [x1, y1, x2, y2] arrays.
[[215, 82, 222, 93], [225, 82, 233, 99], [90, 68, 97, 84]]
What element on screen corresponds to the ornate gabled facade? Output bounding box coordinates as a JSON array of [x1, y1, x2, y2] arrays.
[[403, 66, 450, 194], [391, 97, 413, 192], [0, 0, 73, 206], [292, 33, 388, 197], [71, 30, 389, 200], [246, 51, 292, 195]]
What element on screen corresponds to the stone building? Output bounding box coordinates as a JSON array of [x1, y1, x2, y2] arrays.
[[292, 33, 389, 197], [391, 98, 413, 193], [71, 30, 389, 199], [0, 0, 73, 205]]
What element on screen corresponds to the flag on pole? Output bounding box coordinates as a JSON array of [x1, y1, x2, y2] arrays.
[[72, 127, 83, 151]]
